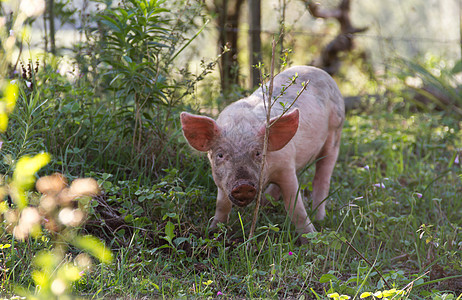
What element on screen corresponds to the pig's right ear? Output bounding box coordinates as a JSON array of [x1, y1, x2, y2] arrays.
[[260, 109, 299, 151], [180, 112, 221, 152]]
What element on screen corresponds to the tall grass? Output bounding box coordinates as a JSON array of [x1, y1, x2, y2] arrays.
[[59, 108, 461, 299], [1, 0, 461, 298]]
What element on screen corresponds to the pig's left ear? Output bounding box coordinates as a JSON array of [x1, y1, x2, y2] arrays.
[[180, 112, 221, 152], [260, 109, 299, 151]]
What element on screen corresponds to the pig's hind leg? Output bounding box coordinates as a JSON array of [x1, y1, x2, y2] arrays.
[[311, 129, 341, 221], [261, 183, 281, 206]]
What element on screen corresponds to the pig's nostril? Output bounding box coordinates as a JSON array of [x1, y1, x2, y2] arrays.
[[231, 184, 256, 201]]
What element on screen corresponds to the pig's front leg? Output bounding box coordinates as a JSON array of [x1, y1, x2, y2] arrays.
[[210, 188, 232, 228], [278, 171, 316, 234]]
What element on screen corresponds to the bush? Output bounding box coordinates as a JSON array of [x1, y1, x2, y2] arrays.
[[398, 55, 462, 117], [17, 0, 212, 179]]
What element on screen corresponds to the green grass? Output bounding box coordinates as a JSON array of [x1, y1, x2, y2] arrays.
[[3, 109, 460, 299], [3, 0, 460, 298]]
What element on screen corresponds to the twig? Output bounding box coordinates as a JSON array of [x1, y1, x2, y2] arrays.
[[248, 38, 311, 243], [268, 79, 310, 126], [248, 38, 277, 242]]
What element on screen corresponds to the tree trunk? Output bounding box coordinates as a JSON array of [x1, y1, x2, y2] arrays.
[[459, 0, 462, 60], [302, 0, 367, 75], [48, 0, 56, 55], [248, 0, 261, 88], [207, 0, 244, 96], [43, 6, 48, 54]]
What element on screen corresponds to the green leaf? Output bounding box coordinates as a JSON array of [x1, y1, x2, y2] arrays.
[[174, 237, 188, 247], [164, 221, 175, 244], [13, 153, 51, 190], [0, 112, 8, 132], [125, 214, 134, 223], [31, 270, 48, 288], [320, 273, 338, 283], [33, 250, 60, 269], [3, 82, 18, 113], [163, 212, 177, 220], [302, 232, 318, 239], [451, 59, 462, 74], [123, 55, 133, 64], [73, 235, 113, 264]]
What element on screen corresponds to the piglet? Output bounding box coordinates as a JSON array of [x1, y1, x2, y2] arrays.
[[180, 66, 344, 235]]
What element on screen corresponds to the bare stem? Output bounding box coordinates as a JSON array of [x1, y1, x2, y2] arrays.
[[248, 38, 310, 243], [249, 38, 277, 241], [268, 80, 310, 126], [336, 235, 392, 289]]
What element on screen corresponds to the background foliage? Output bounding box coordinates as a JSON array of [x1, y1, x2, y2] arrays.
[[0, 0, 461, 298]]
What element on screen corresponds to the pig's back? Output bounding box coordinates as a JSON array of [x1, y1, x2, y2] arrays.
[[243, 66, 344, 169], [247, 66, 343, 118]]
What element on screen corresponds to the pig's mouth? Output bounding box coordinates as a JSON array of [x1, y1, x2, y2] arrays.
[[228, 180, 257, 207]]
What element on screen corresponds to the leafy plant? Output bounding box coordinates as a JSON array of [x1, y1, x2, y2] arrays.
[[398, 55, 462, 116], [0, 3, 113, 299], [91, 0, 209, 170]]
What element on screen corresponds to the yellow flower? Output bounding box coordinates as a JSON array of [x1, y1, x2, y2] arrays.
[[202, 280, 213, 286]]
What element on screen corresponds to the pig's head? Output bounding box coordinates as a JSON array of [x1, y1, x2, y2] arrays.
[[180, 109, 299, 207]]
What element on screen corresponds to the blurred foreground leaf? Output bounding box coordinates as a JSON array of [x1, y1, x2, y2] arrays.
[[73, 235, 113, 264]]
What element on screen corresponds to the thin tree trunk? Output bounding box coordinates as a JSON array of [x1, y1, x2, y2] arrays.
[[459, 0, 462, 60], [207, 0, 244, 97], [248, 0, 261, 88], [43, 6, 48, 54], [48, 0, 56, 55]]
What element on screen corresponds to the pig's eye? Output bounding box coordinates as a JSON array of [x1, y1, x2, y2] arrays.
[[255, 151, 261, 158], [217, 153, 224, 159]]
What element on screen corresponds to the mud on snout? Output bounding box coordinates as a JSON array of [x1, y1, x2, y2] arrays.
[[228, 179, 258, 207]]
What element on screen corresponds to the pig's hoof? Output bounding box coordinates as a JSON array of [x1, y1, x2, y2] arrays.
[[208, 220, 227, 234]]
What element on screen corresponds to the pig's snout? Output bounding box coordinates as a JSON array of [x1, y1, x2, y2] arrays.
[[229, 182, 256, 207]]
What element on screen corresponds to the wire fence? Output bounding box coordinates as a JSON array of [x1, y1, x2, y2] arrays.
[[214, 26, 461, 45], [204, 24, 462, 69]]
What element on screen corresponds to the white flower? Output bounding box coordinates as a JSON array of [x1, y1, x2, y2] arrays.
[[373, 183, 385, 188]]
